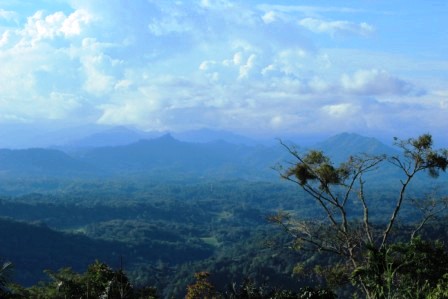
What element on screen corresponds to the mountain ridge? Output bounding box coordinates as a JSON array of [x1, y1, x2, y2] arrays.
[[0, 132, 400, 180], [315, 132, 398, 162]]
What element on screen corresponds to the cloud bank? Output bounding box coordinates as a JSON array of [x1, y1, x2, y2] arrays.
[[0, 0, 446, 140]]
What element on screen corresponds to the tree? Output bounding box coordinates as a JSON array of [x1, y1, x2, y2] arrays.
[[427, 274, 448, 299], [351, 237, 448, 298], [186, 272, 217, 299], [271, 134, 448, 298], [0, 260, 13, 295], [25, 261, 137, 299]]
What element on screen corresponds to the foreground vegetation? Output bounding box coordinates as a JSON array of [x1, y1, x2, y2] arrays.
[[273, 134, 448, 298]]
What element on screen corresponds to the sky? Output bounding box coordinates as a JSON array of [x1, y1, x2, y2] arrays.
[[0, 0, 447, 143]]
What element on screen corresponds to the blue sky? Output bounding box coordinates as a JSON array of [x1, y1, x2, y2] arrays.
[[0, 0, 447, 142]]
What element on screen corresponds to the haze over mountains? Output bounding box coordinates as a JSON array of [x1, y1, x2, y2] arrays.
[[0, 123, 388, 149], [0, 126, 401, 181]]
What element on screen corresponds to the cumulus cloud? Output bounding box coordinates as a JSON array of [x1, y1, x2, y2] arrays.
[[0, 0, 444, 140], [299, 18, 374, 36], [61, 9, 92, 36], [340, 69, 418, 96], [0, 6, 106, 122], [22, 9, 92, 43], [98, 98, 161, 129], [199, 50, 261, 81], [95, 76, 238, 131]]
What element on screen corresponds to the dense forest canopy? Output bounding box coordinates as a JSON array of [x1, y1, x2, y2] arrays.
[[0, 134, 447, 298]]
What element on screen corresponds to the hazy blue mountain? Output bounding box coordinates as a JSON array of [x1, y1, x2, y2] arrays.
[[62, 126, 164, 148], [172, 128, 258, 145], [314, 132, 398, 163], [57, 127, 260, 151], [0, 132, 408, 181], [79, 134, 283, 180], [0, 148, 95, 176]]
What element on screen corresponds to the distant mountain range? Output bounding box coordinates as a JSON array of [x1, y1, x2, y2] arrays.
[[0, 124, 263, 149], [0, 132, 400, 180], [62, 126, 162, 148]]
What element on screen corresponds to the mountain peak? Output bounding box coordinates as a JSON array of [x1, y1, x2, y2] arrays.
[[315, 132, 396, 162], [157, 133, 177, 142], [134, 133, 180, 146]]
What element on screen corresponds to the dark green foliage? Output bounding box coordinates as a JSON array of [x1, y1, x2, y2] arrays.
[[427, 274, 448, 299], [396, 134, 448, 178], [186, 272, 216, 299], [5, 261, 154, 299], [185, 273, 337, 299], [0, 174, 447, 297], [297, 287, 336, 299], [0, 181, 309, 297], [395, 238, 448, 285], [0, 217, 126, 286], [351, 238, 448, 298], [0, 260, 13, 295], [0, 133, 447, 298], [285, 150, 353, 192]]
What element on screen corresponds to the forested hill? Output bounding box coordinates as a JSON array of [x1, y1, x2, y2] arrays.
[[0, 148, 94, 176], [0, 132, 399, 180], [78, 134, 285, 179], [1, 133, 447, 298]]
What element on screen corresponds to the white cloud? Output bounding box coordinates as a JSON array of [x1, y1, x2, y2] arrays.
[[81, 56, 115, 96], [299, 18, 374, 36], [257, 4, 367, 15], [23, 11, 64, 41], [114, 79, 133, 90], [233, 52, 243, 65], [22, 9, 92, 43], [98, 97, 161, 128], [238, 54, 256, 79], [61, 9, 92, 36], [0, 9, 18, 22], [200, 0, 234, 10], [340, 69, 416, 96], [322, 103, 358, 117], [269, 114, 303, 129], [199, 60, 216, 71], [44, 92, 83, 119], [268, 48, 309, 76], [200, 50, 261, 81], [0, 0, 445, 140], [0, 31, 11, 47], [261, 11, 277, 24], [148, 16, 191, 36], [0, 91, 84, 122]]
